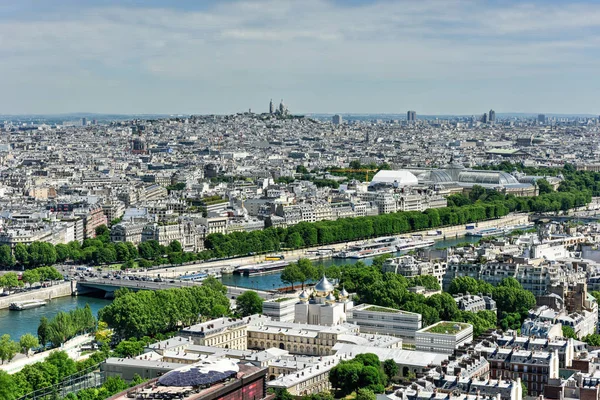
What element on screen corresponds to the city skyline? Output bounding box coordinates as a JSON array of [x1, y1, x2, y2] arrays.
[[2, 0, 600, 115]]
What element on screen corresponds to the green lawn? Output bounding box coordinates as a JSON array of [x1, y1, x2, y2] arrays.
[[426, 322, 468, 334], [273, 297, 295, 303], [365, 306, 400, 313]]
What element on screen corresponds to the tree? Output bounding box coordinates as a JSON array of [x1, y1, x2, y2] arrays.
[[14, 243, 29, 266], [38, 316, 50, 348], [356, 388, 377, 400], [19, 334, 39, 356], [47, 311, 76, 346], [297, 258, 318, 288], [55, 244, 71, 262], [383, 359, 398, 382], [354, 353, 380, 369], [469, 185, 486, 203], [562, 325, 577, 339], [235, 291, 263, 317], [303, 393, 334, 400], [329, 361, 361, 396], [95, 321, 113, 345], [95, 225, 110, 237], [285, 232, 304, 248], [0, 370, 19, 400], [0, 245, 15, 268], [168, 240, 182, 253], [46, 351, 77, 380], [521, 381, 528, 397], [583, 334, 600, 346], [2, 272, 19, 290], [273, 388, 294, 400], [537, 179, 553, 195], [28, 242, 57, 267], [280, 264, 304, 290], [121, 259, 135, 271], [114, 339, 145, 357], [359, 365, 385, 393], [448, 276, 481, 295], [21, 270, 41, 286], [0, 334, 19, 364], [114, 242, 130, 262], [132, 373, 146, 386], [296, 165, 309, 174]]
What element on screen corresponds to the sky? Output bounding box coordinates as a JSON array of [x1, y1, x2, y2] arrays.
[[1, 0, 600, 115]]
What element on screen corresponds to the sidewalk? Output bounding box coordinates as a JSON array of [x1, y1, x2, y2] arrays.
[[0, 333, 94, 374]]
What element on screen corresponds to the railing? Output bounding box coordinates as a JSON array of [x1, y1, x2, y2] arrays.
[[16, 363, 104, 400]]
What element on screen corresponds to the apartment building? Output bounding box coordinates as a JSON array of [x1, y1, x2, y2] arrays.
[[383, 255, 447, 287], [110, 222, 146, 245], [487, 348, 559, 397], [453, 293, 497, 313]]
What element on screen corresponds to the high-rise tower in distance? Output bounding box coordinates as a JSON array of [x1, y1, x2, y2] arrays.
[[489, 109, 496, 123], [269, 99, 274, 114], [407, 110, 416, 123]]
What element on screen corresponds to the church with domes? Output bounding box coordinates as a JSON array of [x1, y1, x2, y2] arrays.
[[294, 275, 353, 326]]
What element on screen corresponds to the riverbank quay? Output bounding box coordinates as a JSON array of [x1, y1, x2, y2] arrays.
[[0, 333, 94, 374], [144, 213, 530, 278], [0, 281, 73, 310]]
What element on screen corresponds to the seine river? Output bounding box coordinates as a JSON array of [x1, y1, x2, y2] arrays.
[[0, 235, 479, 340], [0, 295, 112, 341]]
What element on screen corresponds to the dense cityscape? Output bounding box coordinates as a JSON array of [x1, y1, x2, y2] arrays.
[[1, 105, 600, 400], [4, 0, 600, 399]]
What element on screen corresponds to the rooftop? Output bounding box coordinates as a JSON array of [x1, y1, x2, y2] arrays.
[[423, 322, 470, 335]]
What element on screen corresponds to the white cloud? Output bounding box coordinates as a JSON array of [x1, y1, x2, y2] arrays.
[[0, 0, 599, 114]]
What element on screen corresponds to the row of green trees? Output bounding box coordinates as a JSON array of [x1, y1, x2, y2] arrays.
[[0, 266, 63, 289], [205, 182, 592, 260], [38, 304, 97, 348], [98, 277, 231, 339], [0, 224, 193, 270]]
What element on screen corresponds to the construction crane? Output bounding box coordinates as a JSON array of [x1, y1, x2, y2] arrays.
[[329, 168, 378, 182]]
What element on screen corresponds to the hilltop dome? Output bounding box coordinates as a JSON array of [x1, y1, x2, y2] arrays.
[[314, 275, 334, 293]]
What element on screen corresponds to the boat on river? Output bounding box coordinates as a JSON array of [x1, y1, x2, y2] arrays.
[[9, 299, 47, 311]]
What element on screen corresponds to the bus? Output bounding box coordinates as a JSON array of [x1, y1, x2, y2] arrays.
[[265, 255, 285, 261]]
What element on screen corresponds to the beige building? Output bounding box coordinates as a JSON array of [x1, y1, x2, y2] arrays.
[[248, 315, 360, 356], [178, 317, 248, 350]]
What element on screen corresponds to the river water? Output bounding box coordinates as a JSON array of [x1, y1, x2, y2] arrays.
[[220, 235, 480, 290], [0, 235, 479, 340], [0, 295, 112, 341]]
